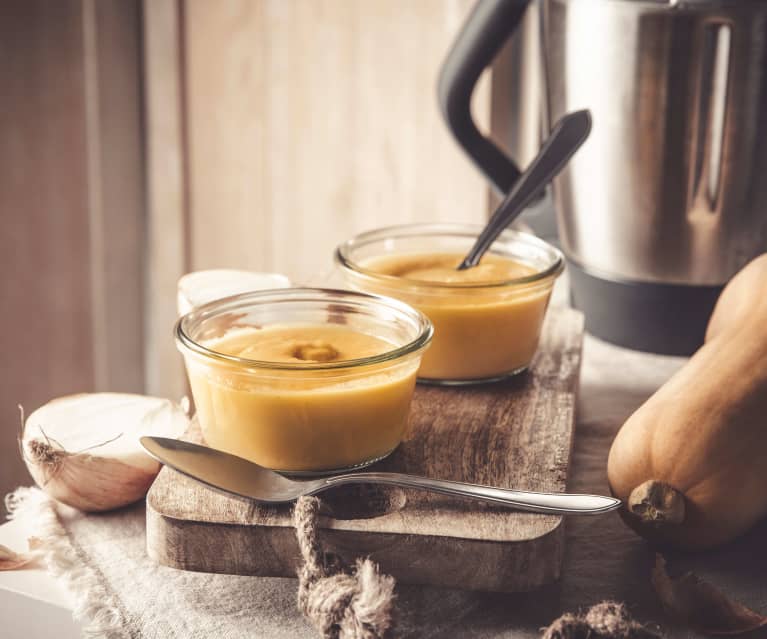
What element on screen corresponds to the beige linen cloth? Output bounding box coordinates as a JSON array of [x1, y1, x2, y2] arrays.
[[7, 333, 767, 638]]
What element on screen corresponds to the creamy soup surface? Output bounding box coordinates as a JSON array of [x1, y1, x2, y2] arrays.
[[357, 252, 551, 381], [187, 323, 419, 472], [210, 323, 392, 364], [364, 252, 536, 285]]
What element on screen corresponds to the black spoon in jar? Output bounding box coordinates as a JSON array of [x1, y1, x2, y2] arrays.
[[457, 109, 592, 271]]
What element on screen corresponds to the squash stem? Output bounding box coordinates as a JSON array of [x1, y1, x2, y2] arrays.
[[627, 480, 686, 525]]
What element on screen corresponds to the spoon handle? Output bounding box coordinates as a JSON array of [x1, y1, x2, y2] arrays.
[[320, 471, 620, 515], [458, 109, 592, 270]]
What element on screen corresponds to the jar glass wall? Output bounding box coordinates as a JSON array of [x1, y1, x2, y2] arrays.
[[176, 288, 432, 474], [336, 224, 563, 384]]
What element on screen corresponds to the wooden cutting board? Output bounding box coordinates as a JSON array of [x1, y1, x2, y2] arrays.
[[146, 306, 584, 593]]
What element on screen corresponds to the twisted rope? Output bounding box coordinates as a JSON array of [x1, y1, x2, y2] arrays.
[[294, 496, 395, 639], [294, 497, 657, 639], [543, 602, 659, 639]]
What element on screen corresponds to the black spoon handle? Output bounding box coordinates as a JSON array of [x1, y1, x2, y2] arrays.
[[458, 109, 592, 270]]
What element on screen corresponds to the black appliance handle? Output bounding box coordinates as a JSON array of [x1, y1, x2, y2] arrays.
[[438, 0, 531, 196]]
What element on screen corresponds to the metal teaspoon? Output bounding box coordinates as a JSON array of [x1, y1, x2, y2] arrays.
[[141, 436, 620, 516]]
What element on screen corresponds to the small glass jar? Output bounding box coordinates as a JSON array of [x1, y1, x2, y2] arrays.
[[176, 288, 432, 475], [336, 223, 564, 384]]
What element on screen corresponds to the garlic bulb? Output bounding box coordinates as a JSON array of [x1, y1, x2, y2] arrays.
[[0, 538, 42, 571], [177, 269, 290, 316], [21, 393, 190, 512]]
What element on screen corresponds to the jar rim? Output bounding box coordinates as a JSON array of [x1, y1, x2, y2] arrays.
[[335, 223, 564, 289], [175, 287, 433, 371]]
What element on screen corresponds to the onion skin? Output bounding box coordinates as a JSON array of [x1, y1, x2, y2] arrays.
[[20, 393, 190, 512], [24, 447, 160, 512]]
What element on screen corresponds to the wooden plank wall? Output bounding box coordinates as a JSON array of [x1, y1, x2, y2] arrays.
[[144, 0, 491, 399], [143, 0, 189, 402], [0, 0, 144, 504], [184, 0, 490, 280], [0, 0, 491, 499]]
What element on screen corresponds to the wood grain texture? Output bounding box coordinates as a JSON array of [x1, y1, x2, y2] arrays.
[[182, 0, 491, 283], [141, 0, 494, 397], [82, 0, 145, 392], [0, 0, 143, 507], [142, 0, 189, 399], [0, 0, 93, 506], [146, 306, 584, 593]]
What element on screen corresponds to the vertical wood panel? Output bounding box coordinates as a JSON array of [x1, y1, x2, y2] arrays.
[[143, 0, 189, 399], [184, 0, 491, 283], [84, 0, 145, 392], [0, 0, 94, 500], [0, 0, 144, 504]]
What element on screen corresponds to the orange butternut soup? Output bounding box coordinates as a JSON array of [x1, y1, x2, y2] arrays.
[[187, 324, 419, 472], [359, 252, 552, 381]]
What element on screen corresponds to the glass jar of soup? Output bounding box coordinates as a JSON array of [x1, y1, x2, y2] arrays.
[[176, 288, 432, 474], [336, 223, 563, 384]]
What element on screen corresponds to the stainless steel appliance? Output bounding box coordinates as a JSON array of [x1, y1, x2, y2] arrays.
[[439, 0, 767, 355]]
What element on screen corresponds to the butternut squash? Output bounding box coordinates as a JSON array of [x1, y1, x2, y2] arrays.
[[607, 254, 767, 549]]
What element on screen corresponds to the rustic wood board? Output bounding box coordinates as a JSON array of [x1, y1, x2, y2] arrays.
[[146, 306, 584, 592]]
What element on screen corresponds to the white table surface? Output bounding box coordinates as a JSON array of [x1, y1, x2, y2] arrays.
[[0, 516, 81, 638]]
